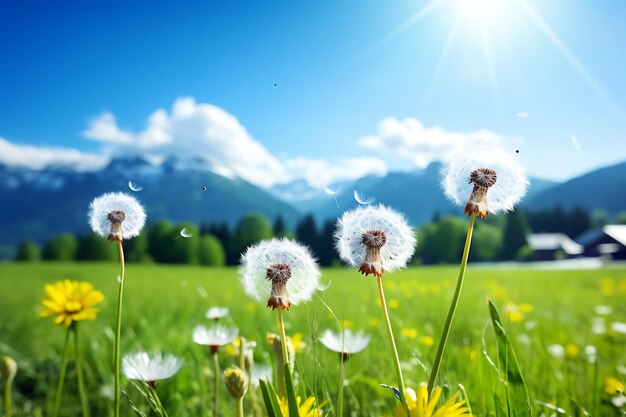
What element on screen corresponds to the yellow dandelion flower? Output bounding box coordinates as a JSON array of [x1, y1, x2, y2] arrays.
[[291, 332, 306, 353], [40, 279, 104, 328], [342, 320, 354, 329], [392, 385, 471, 417], [605, 376, 625, 396], [507, 311, 524, 323], [402, 328, 418, 339], [420, 336, 434, 347], [278, 395, 324, 417], [368, 317, 381, 327], [246, 302, 257, 312], [519, 303, 534, 313], [565, 343, 579, 360], [388, 299, 400, 310]]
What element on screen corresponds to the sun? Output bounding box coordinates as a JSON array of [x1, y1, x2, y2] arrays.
[[458, 0, 501, 23]]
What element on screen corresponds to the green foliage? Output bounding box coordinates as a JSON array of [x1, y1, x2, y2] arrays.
[[125, 230, 151, 263], [295, 214, 319, 250], [470, 223, 502, 262], [502, 210, 529, 260], [229, 213, 273, 258], [516, 244, 534, 261], [273, 215, 289, 238], [616, 211, 626, 225], [148, 221, 175, 263], [15, 240, 40, 262], [198, 234, 226, 266], [76, 233, 117, 261], [42, 234, 78, 261], [419, 216, 467, 264]]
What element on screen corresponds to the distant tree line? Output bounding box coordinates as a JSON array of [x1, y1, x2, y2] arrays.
[[15, 207, 626, 265]]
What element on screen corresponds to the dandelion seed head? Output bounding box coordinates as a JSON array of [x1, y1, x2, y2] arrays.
[[122, 352, 182, 383], [319, 329, 370, 355], [193, 324, 239, 348], [240, 238, 321, 309], [206, 307, 229, 320], [89, 192, 146, 241], [335, 205, 416, 277], [441, 140, 529, 216]]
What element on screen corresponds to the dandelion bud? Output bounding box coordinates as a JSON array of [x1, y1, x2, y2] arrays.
[[1, 356, 17, 385], [224, 367, 248, 399], [464, 168, 497, 218], [267, 333, 295, 368]]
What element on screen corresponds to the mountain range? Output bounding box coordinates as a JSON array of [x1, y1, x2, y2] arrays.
[[1, 156, 625, 252]]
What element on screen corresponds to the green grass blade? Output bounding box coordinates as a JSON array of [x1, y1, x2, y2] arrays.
[[488, 300, 533, 417], [284, 363, 301, 417], [259, 379, 284, 417]]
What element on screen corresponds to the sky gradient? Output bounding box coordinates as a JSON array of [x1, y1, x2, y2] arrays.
[[1, 0, 625, 186]]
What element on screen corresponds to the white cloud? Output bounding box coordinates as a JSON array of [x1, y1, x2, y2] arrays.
[[83, 112, 134, 144], [358, 117, 506, 168], [0, 137, 107, 171], [284, 157, 388, 188]]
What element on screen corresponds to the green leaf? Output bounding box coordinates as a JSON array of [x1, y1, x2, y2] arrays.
[[259, 379, 284, 417], [488, 300, 533, 417], [285, 363, 301, 417]]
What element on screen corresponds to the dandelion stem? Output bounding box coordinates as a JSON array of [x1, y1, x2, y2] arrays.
[[427, 213, 475, 395], [114, 240, 125, 417], [148, 384, 169, 417], [276, 309, 289, 398], [72, 326, 91, 417], [236, 397, 244, 417], [212, 351, 220, 417], [51, 330, 71, 417], [376, 275, 409, 417], [3, 367, 12, 417], [337, 355, 346, 417]]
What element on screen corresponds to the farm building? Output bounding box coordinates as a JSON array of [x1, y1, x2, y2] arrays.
[[577, 225, 626, 260], [527, 233, 583, 260]]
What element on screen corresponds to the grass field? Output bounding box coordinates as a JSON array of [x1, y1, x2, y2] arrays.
[[1, 262, 625, 416]]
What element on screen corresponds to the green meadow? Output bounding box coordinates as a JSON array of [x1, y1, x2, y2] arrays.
[[1, 262, 625, 416]]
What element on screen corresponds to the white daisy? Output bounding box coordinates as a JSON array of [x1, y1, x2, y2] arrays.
[[122, 352, 182, 384], [335, 205, 416, 277], [441, 140, 529, 218], [239, 238, 321, 310], [206, 307, 229, 320], [193, 324, 239, 352], [319, 329, 371, 356], [89, 192, 146, 241]]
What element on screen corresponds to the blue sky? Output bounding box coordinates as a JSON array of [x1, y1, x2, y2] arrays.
[[1, 0, 625, 186]]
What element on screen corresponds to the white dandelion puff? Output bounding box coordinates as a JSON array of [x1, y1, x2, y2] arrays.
[[319, 329, 371, 355], [206, 307, 229, 320], [441, 140, 529, 218], [89, 192, 146, 241], [122, 352, 182, 383], [128, 181, 143, 192], [324, 186, 340, 208], [239, 238, 321, 311], [193, 324, 239, 351], [353, 190, 375, 205], [335, 205, 416, 277]]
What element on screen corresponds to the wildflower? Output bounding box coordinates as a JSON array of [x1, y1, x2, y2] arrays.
[[605, 376, 625, 395], [193, 324, 239, 353], [335, 205, 416, 277], [278, 395, 324, 417], [223, 366, 248, 399], [369, 317, 381, 327], [389, 299, 400, 309], [291, 332, 306, 353], [507, 310, 523, 323], [240, 238, 321, 311], [40, 280, 104, 328], [441, 140, 528, 218], [420, 336, 434, 347], [402, 328, 418, 339], [565, 343, 579, 359], [206, 307, 229, 320], [89, 192, 146, 241], [519, 303, 534, 313], [548, 344, 564, 360], [122, 352, 182, 385], [584, 345, 597, 364], [392, 385, 471, 417], [610, 322, 626, 335], [319, 329, 370, 356], [250, 364, 273, 387], [592, 317, 607, 335], [595, 305, 613, 315]]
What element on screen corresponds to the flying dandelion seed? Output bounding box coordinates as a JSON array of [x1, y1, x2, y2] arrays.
[[515, 149, 520, 154], [571, 135, 582, 150], [202, 186, 207, 191], [128, 181, 143, 192], [172, 227, 193, 240], [517, 111, 530, 118], [353, 190, 375, 205], [324, 186, 340, 208]]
